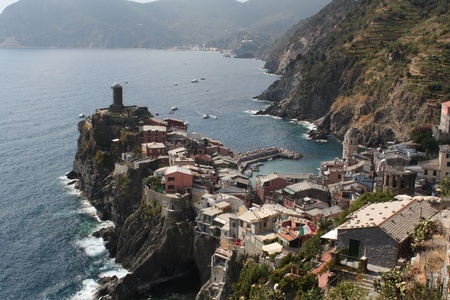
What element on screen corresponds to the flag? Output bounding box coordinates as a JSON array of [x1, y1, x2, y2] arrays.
[[300, 222, 316, 236]]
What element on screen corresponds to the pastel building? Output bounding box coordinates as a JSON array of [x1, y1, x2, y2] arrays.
[[163, 165, 193, 194]]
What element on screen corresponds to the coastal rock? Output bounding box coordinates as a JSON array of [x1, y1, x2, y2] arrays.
[[95, 274, 139, 300], [256, 0, 445, 145], [193, 234, 220, 285]]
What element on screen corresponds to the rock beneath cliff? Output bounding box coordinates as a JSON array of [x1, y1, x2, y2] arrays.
[[95, 274, 139, 300], [93, 226, 115, 245], [194, 234, 219, 285], [66, 170, 78, 180]]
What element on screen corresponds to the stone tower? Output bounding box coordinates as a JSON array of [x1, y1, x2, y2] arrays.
[[109, 83, 124, 113], [342, 127, 359, 159]]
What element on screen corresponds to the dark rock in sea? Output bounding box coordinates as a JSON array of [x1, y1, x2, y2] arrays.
[[66, 170, 78, 180], [254, 110, 266, 116], [96, 274, 139, 300], [67, 180, 77, 186], [93, 226, 115, 243]]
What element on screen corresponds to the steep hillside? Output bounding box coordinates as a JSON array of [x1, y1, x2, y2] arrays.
[[258, 0, 450, 145], [0, 0, 330, 50]]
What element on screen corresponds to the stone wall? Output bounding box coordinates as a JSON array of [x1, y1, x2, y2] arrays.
[[337, 226, 399, 268], [145, 187, 190, 217]]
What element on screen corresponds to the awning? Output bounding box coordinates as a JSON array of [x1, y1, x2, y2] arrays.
[[320, 229, 338, 240], [262, 242, 283, 255]]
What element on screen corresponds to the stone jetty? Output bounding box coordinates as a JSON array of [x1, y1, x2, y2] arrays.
[[233, 147, 302, 172]]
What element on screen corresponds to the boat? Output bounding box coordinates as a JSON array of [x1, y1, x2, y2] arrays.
[[203, 114, 210, 119], [191, 79, 199, 83], [79, 113, 85, 118], [200, 78, 206, 80], [171, 106, 178, 111]]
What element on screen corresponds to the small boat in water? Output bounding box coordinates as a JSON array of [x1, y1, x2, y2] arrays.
[[203, 114, 210, 119], [191, 79, 199, 83], [171, 106, 178, 111], [79, 113, 85, 118]]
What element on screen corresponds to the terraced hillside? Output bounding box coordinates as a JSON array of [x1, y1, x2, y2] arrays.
[[258, 0, 450, 145]]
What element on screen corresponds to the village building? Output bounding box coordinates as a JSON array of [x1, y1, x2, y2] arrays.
[[342, 127, 359, 159], [334, 198, 436, 268], [162, 165, 193, 194], [142, 125, 167, 144], [279, 181, 329, 209], [432, 100, 450, 140], [141, 142, 166, 158], [419, 144, 450, 182], [163, 118, 188, 131], [255, 173, 289, 203], [381, 167, 417, 196]]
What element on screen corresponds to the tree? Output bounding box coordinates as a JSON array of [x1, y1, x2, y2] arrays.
[[325, 281, 369, 300], [439, 176, 450, 196]]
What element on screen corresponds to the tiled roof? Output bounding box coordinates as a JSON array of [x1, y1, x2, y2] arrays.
[[142, 125, 167, 132], [165, 165, 193, 176], [284, 181, 328, 193], [338, 199, 437, 243], [379, 200, 436, 243]]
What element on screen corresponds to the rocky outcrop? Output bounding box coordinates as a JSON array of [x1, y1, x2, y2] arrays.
[[257, 0, 448, 145], [72, 108, 225, 299]]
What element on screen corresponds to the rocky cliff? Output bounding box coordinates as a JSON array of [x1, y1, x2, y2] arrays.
[[257, 0, 449, 145], [71, 109, 219, 299]]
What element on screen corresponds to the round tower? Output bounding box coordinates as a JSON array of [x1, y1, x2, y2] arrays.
[[342, 127, 359, 159], [109, 83, 124, 113]]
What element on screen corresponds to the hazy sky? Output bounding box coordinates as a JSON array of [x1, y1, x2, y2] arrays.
[[0, 0, 247, 14]]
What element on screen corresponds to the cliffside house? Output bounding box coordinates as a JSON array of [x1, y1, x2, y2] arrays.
[[142, 125, 167, 144], [255, 173, 289, 203], [419, 144, 450, 182], [334, 198, 436, 268], [141, 142, 167, 158], [237, 204, 303, 250], [280, 181, 329, 209], [162, 165, 193, 194], [163, 118, 188, 131], [432, 100, 450, 141]]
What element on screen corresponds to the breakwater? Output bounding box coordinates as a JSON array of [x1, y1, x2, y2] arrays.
[[234, 147, 302, 172]]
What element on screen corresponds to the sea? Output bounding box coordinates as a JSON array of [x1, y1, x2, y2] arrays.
[[0, 49, 341, 299]]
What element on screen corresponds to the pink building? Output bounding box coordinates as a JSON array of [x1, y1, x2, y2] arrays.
[[255, 174, 289, 202], [142, 142, 166, 158], [163, 166, 193, 194], [440, 101, 450, 133], [142, 125, 167, 144]]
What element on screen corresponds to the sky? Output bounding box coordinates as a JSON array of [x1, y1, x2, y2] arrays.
[[0, 0, 247, 14]]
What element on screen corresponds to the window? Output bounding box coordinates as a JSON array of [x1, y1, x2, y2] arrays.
[[424, 170, 428, 175], [447, 162, 450, 167], [446, 154, 449, 159], [263, 222, 267, 228], [433, 171, 437, 176], [168, 177, 175, 181], [168, 185, 175, 190]]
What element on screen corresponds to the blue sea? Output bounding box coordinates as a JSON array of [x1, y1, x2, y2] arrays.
[[0, 49, 341, 299]]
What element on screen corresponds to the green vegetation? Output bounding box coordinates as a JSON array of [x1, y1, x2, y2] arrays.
[[145, 176, 163, 192], [374, 266, 443, 300], [325, 280, 369, 300], [336, 191, 394, 226], [231, 258, 271, 299], [94, 150, 112, 167], [439, 176, 450, 196], [145, 200, 162, 219], [411, 217, 438, 250]]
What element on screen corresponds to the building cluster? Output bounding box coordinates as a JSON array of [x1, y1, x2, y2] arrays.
[[99, 85, 450, 297]]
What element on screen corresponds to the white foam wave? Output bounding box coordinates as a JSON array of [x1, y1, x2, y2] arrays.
[[297, 120, 317, 131], [78, 199, 100, 221], [76, 236, 107, 257], [95, 220, 115, 231], [70, 279, 98, 300], [99, 264, 129, 279]]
